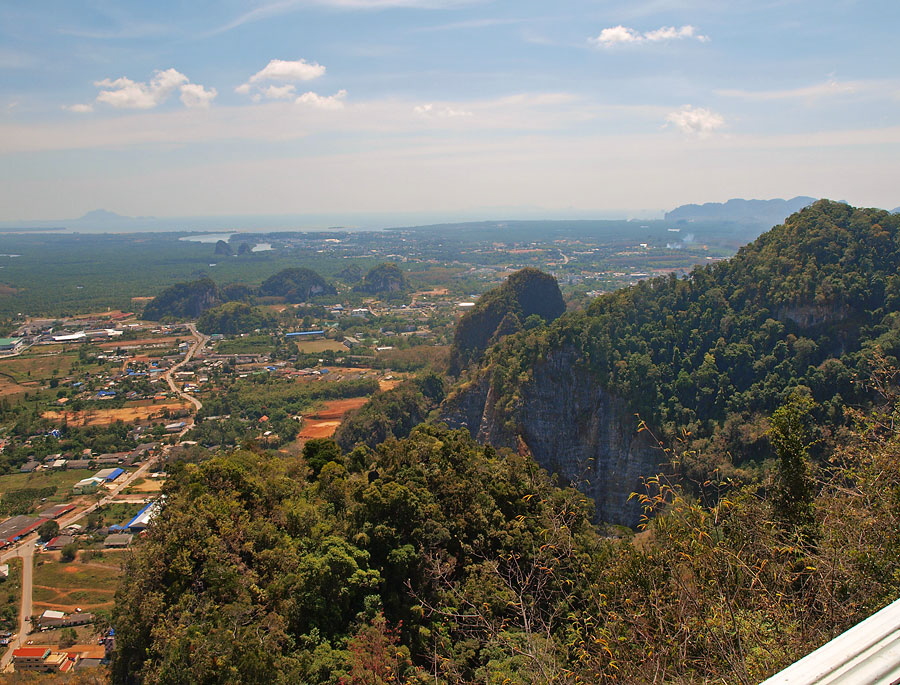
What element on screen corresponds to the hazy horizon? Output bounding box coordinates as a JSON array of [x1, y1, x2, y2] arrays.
[[2, 2, 898, 222]]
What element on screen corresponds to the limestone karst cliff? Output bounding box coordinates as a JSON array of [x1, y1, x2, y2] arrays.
[[442, 347, 660, 525]]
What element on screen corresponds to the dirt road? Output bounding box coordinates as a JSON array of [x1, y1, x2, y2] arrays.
[[164, 324, 207, 421]]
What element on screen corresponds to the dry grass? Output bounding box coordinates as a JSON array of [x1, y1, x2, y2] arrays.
[[42, 401, 189, 427]]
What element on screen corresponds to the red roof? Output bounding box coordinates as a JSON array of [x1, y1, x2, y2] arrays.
[[13, 647, 50, 658]]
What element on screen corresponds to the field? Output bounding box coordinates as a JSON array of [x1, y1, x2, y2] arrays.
[[0, 352, 78, 384], [0, 351, 80, 403], [43, 400, 189, 427], [298, 398, 369, 439], [91, 501, 146, 528], [125, 478, 164, 494], [0, 469, 95, 502], [295, 339, 346, 353], [33, 551, 126, 614]]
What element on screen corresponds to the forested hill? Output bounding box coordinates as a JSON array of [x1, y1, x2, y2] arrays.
[[448, 267, 566, 374], [141, 266, 334, 320], [442, 201, 900, 519], [141, 277, 222, 321]]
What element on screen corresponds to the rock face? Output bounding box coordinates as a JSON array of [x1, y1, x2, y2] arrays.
[[442, 347, 661, 526]]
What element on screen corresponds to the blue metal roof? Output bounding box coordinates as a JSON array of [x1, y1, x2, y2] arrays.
[[286, 330, 325, 337]]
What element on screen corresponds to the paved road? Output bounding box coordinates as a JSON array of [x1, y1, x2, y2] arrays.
[[56, 459, 157, 530], [0, 540, 34, 671], [164, 324, 207, 416], [0, 323, 208, 669], [0, 458, 156, 671]]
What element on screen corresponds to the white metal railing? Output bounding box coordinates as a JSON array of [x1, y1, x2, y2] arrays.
[[760, 598, 900, 684]]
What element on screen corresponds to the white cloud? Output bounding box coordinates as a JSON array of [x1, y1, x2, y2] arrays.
[[593, 26, 642, 46], [180, 84, 218, 109], [414, 103, 473, 117], [63, 103, 94, 113], [665, 105, 725, 135], [591, 24, 708, 47], [248, 58, 325, 84], [296, 89, 347, 109], [91, 68, 216, 111], [264, 85, 298, 100], [237, 59, 328, 102], [95, 68, 189, 109]]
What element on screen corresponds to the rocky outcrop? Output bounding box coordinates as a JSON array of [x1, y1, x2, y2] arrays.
[[449, 268, 566, 374], [441, 347, 661, 526], [259, 268, 336, 302], [354, 263, 408, 295], [776, 302, 849, 328]]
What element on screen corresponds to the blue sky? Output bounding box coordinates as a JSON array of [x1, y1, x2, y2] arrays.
[[1, 0, 898, 223]]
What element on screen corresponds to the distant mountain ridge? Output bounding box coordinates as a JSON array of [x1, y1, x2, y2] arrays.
[[665, 197, 816, 225]]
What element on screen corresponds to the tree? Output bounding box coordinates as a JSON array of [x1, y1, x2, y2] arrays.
[[60, 543, 78, 562], [769, 393, 818, 542], [37, 519, 59, 542], [303, 438, 342, 477]]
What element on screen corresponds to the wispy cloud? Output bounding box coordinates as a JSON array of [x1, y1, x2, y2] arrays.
[[62, 103, 94, 114], [210, 0, 483, 36], [665, 105, 724, 135], [414, 103, 473, 117], [296, 89, 348, 109], [590, 24, 708, 47], [414, 17, 527, 33], [716, 79, 878, 101]]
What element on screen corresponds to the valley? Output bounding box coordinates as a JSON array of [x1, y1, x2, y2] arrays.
[[0, 201, 899, 682]]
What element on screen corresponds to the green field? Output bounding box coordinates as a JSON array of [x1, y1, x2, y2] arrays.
[[0, 469, 96, 495], [0, 351, 79, 384], [0, 557, 22, 632], [91, 501, 145, 528]]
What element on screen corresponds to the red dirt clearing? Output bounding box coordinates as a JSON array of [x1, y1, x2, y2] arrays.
[[298, 397, 369, 439]]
